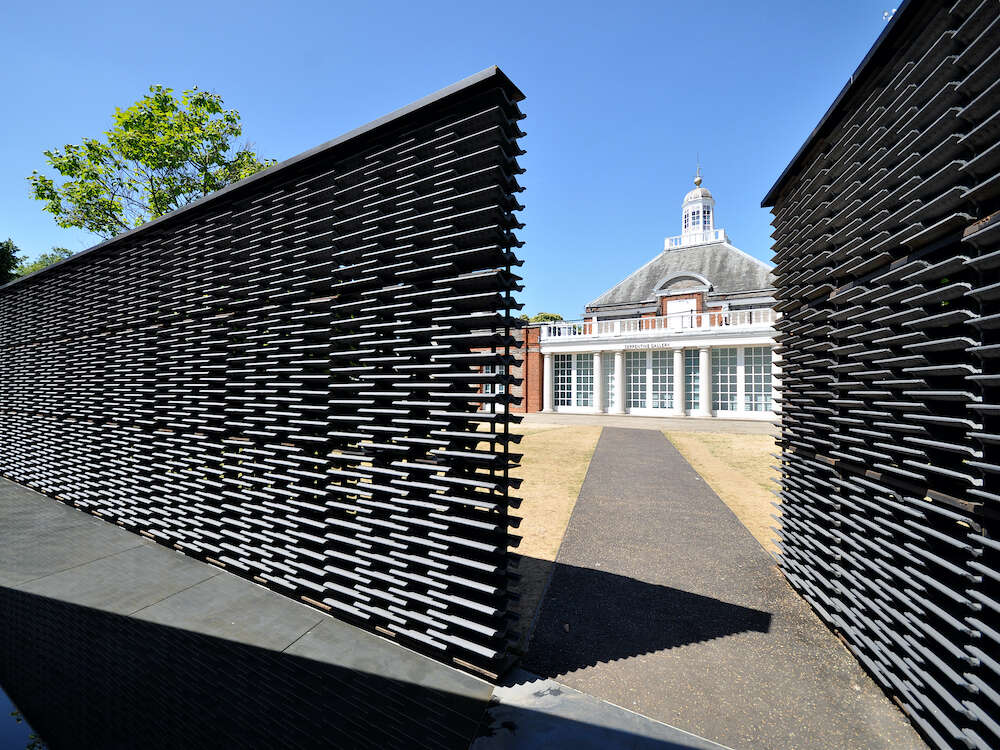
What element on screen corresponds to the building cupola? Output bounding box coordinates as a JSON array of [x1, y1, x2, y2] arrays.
[[681, 166, 715, 236], [663, 165, 729, 250]]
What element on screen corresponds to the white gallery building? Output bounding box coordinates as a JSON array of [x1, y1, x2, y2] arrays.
[[535, 175, 779, 420]]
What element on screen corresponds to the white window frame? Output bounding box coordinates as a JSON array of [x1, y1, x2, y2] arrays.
[[553, 353, 596, 411], [651, 350, 673, 410], [711, 348, 738, 411], [744, 346, 772, 412], [482, 363, 506, 395], [684, 349, 700, 411], [625, 351, 647, 409], [554, 354, 573, 407], [574, 353, 594, 407]]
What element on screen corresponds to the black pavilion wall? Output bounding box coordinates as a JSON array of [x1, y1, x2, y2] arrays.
[[766, 2, 1000, 749], [0, 71, 525, 677]]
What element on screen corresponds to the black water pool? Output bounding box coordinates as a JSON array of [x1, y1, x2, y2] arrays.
[[0, 683, 44, 749]]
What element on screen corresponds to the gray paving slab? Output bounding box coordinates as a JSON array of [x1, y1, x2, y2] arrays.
[[520, 413, 775, 434], [286, 617, 494, 744], [524, 427, 926, 750], [132, 569, 324, 651], [0, 477, 496, 749], [15, 543, 219, 615], [0, 480, 146, 586], [285, 615, 493, 704], [474, 669, 730, 750]]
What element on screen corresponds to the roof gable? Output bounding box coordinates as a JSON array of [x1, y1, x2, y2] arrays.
[[588, 242, 775, 308]]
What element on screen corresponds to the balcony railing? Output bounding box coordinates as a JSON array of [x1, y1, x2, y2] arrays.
[[540, 307, 776, 340], [664, 228, 730, 249]]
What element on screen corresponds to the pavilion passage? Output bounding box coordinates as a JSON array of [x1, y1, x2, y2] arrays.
[[524, 427, 927, 750]]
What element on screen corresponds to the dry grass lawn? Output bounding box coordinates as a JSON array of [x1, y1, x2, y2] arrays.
[[664, 431, 780, 556], [507, 423, 602, 649]]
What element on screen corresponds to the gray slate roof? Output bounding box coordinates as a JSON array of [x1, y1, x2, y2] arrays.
[[588, 241, 775, 308]]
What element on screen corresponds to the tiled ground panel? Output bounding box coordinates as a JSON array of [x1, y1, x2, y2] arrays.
[[0, 588, 487, 750], [0, 70, 526, 677], [766, 2, 1000, 748]]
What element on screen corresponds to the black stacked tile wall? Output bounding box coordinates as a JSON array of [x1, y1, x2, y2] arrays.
[[0, 67, 525, 678], [763, 2, 1000, 748]]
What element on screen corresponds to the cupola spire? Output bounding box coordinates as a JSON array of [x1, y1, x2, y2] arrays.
[[664, 164, 729, 250]]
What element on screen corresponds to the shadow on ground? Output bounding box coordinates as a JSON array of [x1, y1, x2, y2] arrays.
[[0, 580, 729, 750], [0, 586, 488, 750], [513, 555, 772, 679]]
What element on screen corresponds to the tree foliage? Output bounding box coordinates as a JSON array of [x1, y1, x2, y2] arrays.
[[29, 86, 275, 239], [1, 238, 20, 285], [16, 247, 74, 277], [529, 312, 563, 322]]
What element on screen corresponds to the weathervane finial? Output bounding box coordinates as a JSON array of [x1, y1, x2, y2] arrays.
[[694, 157, 702, 187]]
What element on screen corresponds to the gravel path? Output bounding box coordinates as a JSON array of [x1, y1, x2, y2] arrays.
[[523, 427, 925, 750]]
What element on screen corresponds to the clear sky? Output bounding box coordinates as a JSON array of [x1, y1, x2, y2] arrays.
[[1, 0, 893, 317]]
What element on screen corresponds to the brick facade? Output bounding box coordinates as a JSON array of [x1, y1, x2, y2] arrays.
[[509, 325, 542, 413]]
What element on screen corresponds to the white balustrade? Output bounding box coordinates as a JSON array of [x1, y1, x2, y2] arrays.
[[664, 228, 729, 249], [539, 307, 775, 340]]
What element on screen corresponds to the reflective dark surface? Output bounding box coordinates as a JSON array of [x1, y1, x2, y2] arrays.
[[0, 587, 489, 750], [0, 683, 45, 749]]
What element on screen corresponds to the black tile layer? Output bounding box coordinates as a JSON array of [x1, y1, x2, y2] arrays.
[[764, 2, 1000, 748], [0, 67, 526, 677]]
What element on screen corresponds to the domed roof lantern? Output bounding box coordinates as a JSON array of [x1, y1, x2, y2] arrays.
[[664, 163, 730, 251], [681, 164, 715, 236]]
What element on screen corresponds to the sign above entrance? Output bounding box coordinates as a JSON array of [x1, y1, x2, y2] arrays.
[[622, 342, 673, 350]]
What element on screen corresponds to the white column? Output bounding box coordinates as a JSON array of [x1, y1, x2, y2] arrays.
[[613, 350, 625, 414], [593, 352, 604, 413], [696, 346, 712, 417], [672, 348, 685, 416], [542, 353, 554, 413]]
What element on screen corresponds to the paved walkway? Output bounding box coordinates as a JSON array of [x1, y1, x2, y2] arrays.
[[519, 412, 776, 434], [523, 427, 926, 750], [474, 669, 728, 750]]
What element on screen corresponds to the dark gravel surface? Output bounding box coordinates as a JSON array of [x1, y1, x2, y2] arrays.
[[524, 427, 926, 750]]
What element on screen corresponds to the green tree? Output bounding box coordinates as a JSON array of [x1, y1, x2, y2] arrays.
[[1, 238, 20, 284], [29, 86, 275, 239], [16, 247, 74, 277], [529, 312, 563, 323]]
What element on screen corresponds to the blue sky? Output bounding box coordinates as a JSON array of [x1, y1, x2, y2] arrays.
[[1, 0, 892, 317]]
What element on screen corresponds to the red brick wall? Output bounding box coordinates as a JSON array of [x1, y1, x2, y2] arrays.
[[516, 326, 543, 413]]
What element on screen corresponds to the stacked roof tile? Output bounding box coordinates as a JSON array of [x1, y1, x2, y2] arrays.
[[763, 2, 1000, 747], [0, 67, 526, 677]]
